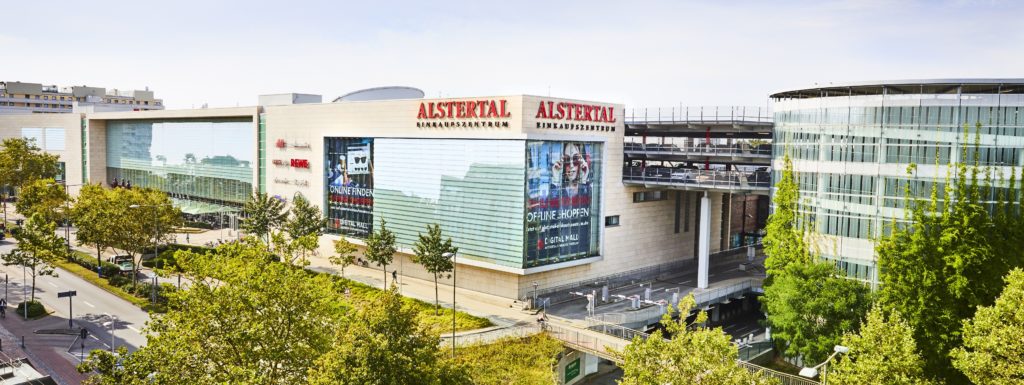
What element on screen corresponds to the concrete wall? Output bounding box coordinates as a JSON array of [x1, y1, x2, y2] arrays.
[[0, 113, 84, 187]]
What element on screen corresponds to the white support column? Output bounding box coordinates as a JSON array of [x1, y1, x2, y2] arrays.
[[697, 191, 711, 289]]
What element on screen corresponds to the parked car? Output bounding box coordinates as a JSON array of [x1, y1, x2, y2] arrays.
[[107, 255, 134, 274]]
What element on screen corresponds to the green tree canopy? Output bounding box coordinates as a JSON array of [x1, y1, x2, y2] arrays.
[[307, 286, 468, 385], [0, 137, 61, 191], [830, 306, 933, 385], [330, 236, 359, 278], [951, 268, 1024, 385], [761, 261, 872, 363], [79, 241, 348, 384], [113, 188, 182, 285], [241, 192, 288, 244], [284, 194, 326, 239], [364, 217, 396, 287], [15, 178, 69, 224], [412, 223, 458, 315], [4, 213, 63, 303], [617, 294, 779, 385], [763, 153, 809, 278], [70, 184, 118, 266]]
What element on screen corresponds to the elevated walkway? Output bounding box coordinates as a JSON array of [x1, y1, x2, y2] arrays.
[[622, 167, 770, 194], [624, 142, 772, 165]]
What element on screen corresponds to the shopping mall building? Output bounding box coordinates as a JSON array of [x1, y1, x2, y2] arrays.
[[771, 79, 1024, 285], [0, 91, 769, 300]]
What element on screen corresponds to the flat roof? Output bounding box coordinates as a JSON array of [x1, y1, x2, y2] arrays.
[[771, 78, 1024, 99]]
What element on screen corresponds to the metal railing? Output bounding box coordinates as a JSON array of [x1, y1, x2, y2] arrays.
[[439, 325, 540, 346], [692, 278, 761, 307], [737, 361, 818, 385], [622, 167, 772, 189], [626, 106, 773, 124], [586, 305, 667, 328], [625, 142, 773, 158], [738, 340, 775, 361]]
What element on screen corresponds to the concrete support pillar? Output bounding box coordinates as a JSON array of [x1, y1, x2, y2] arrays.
[[698, 191, 711, 289], [711, 305, 720, 322]]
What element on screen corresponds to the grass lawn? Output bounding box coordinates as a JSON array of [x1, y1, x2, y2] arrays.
[[455, 334, 564, 385]]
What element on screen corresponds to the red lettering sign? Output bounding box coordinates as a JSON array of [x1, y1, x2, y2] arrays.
[[276, 139, 287, 148], [290, 159, 310, 168], [535, 101, 617, 123], [417, 99, 512, 120]]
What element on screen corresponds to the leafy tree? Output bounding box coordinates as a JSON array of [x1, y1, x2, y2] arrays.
[[284, 194, 326, 239], [110, 188, 182, 287], [951, 268, 1024, 385], [15, 178, 68, 225], [241, 192, 288, 244], [307, 286, 469, 385], [330, 237, 359, 278], [876, 124, 1024, 384], [761, 261, 872, 364], [3, 213, 63, 303], [364, 217, 396, 287], [412, 223, 458, 315], [79, 242, 347, 384], [617, 294, 778, 385], [0, 137, 61, 190], [290, 234, 319, 267], [763, 153, 809, 279], [71, 184, 119, 269], [830, 306, 933, 385]]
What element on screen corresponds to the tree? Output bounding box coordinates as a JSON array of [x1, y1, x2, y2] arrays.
[[284, 194, 326, 239], [951, 268, 1024, 385], [109, 188, 182, 287], [79, 241, 347, 384], [412, 224, 457, 315], [761, 261, 872, 364], [876, 124, 1024, 384], [71, 184, 119, 270], [364, 217, 396, 287], [762, 153, 809, 279], [829, 306, 933, 385], [15, 178, 68, 225], [0, 137, 61, 190], [241, 192, 288, 244], [616, 294, 778, 385], [307, 286, 469, 385], [3, 214, 63, 304], [330, 237, 359, 278]]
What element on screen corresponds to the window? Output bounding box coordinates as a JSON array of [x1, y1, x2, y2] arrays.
[[605, 215, 620, 227], [633, 190, 667, 203]]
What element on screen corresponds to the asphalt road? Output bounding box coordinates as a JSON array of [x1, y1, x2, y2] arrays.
[[0, 239, 151, 352]]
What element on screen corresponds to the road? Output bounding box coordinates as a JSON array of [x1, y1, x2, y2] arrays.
[[0, 238, 151, 352]]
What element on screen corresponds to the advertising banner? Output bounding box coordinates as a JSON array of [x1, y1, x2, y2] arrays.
[[525, 141, 601, 266], [325, 138, 374, 237]]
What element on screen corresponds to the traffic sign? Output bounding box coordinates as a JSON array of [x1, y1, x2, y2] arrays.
[[57, 290, 77, 298]]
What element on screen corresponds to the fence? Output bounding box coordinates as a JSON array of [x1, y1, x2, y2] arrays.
[[622, 166, 771, 190], [737, 361, 818, 385], [692, 278, 761, 307], [625, 106, 773, 124], [439, 325, 540, 347], [624, 142, 773, 158]]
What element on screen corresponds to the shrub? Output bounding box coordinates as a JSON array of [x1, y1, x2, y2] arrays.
[[15, 301, 46, 318], [108, 275, 131, 288]]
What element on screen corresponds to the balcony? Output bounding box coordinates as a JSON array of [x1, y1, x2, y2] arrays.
[[622, 166, 771, 194], [624, 142, 772, 165]]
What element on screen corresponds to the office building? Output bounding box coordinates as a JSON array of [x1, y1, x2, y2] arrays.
[[0, 81, 163, 114]]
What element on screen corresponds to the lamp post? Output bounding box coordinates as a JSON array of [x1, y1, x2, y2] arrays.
[[443, 251, 456, 359], [130, 203, 172, 301], [799, 345, 850, 385], [47, 182, 83, 251]]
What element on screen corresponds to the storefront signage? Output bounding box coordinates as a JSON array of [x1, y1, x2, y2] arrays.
[[525, 141, 602, 267], [272, 159, 286, 166], [416, 99, 512, 128], [273, 178, 310, 187], [535, 100, 616, 132], [290, 159, 310, 168], [276, 139, 287, 148], [276, 139, 312, 149]]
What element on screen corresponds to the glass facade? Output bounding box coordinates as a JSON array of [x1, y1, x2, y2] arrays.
[[324, 137, 604, 269], [772, 83, 1024, 283], [106, 119, 254, 213]]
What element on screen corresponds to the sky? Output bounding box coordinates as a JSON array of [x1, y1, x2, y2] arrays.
[[2, 0, 1022, 111]]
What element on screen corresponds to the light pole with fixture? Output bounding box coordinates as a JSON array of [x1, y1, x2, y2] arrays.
[[47, 182, 83, 252], [799, 345, 850, 385], [442, 251, 456, 359], [130, 203, 172, 301]]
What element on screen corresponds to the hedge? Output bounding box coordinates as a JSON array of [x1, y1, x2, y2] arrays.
[[16, 301, 46, 318]]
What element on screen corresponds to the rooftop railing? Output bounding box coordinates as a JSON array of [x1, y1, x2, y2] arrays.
[[622, 166, 771, 190], [626, 106, 773, 124]]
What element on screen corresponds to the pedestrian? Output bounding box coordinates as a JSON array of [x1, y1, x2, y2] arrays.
[[186, 233, 190, 244], [392, 270, 398, 283]]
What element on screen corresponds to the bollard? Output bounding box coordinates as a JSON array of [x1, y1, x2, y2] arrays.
[[20, 336, 24, 348]]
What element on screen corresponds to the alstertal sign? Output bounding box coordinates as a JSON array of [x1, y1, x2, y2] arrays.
[[535, 100, 616, 132], [416, 99, 512, 128]]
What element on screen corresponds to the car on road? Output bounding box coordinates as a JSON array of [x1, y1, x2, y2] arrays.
[[107, 255, 135, 274]]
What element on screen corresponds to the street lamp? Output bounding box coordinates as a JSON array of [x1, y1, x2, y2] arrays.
[[799, 345, 850, 384], [442, 251, 456, 359], [130, 203, 172, 301], [47, 182, 83, 251]]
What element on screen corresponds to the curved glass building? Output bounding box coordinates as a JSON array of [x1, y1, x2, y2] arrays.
[[771, 79, 1024, 284]]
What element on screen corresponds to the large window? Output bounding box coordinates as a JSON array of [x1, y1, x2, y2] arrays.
[[106, 119, 254, 212]]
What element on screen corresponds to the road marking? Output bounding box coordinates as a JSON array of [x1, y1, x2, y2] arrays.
[[82, 301, 95, 308], [47, 282, 58, 288], [127, 325, 141, 333]]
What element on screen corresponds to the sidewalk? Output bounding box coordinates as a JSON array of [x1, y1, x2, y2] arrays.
[[0, 305, 93, 385]]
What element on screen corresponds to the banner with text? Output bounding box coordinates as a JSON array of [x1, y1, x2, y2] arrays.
[[325, 137, 374, 237]]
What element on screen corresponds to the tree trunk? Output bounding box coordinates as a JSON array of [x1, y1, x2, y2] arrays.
[[30, 271, 36, 304], [383, 263, 388, 288], [434, 273, 439, 315]]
